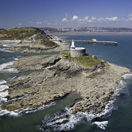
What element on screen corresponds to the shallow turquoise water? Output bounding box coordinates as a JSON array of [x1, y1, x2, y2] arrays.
[[0, 34, 132, 132]]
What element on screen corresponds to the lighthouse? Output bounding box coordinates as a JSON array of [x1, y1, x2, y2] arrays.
[[70, 40, 86, 57], [71, 40, 76, 49]]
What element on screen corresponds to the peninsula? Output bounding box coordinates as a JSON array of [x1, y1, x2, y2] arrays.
[[0, 27, 67, 53]]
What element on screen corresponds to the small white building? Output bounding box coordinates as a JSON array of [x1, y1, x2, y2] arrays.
[[92, 39, 97, 42], [70, 40, 86, 57]]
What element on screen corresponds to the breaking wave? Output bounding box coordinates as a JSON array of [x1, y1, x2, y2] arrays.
[[2, 44, 12, 47], [92, 121, 108, 129], [0, 79, 56, 117], [0, 61, 18, 73], [0, 101, 56, 117], [0, 80, 9, 102], [40, 73, 132, 131], [0, 61, 14, 70]]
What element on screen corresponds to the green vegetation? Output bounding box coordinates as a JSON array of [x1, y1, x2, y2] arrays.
[[33, 38, 57, 48], [0, 27, 46, 40], [60, 52, 101, 67]]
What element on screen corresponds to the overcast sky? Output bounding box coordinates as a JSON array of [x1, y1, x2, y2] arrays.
[[1, 0, 132, 28]]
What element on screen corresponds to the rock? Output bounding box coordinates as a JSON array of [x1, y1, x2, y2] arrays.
[[2, 54, 130, 116]]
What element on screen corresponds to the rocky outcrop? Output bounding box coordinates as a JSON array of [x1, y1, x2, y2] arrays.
[[2, 54, 130, 114]]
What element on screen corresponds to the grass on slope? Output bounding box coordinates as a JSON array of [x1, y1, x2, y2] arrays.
[[0, 27, 46, 40], [33, 38, 57, 48], [60, 52, 101, 67]]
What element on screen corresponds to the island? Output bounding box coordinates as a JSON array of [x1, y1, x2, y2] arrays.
[[0, 27, 130, 128]]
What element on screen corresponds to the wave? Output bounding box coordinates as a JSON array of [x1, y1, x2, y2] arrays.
[[0, 101, 56, 117], [0, 108, 19, 117], [122, 73, 132, 80], [0, 61, 18, 73], [0, 80, 7, 85], [0, 61, 14, 70], [40, 73, 132, 131], [92, 121, 108, 129], [2, 44, 11, 47], [0, 48, 13, 53], [0, 90, 8, 102], [1, 68, 18, 73], [0, 85, 9, 92]]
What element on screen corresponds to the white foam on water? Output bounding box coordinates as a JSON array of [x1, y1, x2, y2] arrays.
[[2, 68, 18, 73], [0, 80, 6, 85], [0, 61, 19, 73], [0, 47, 13, 52], [0, 90, 8, 98], [0, 61, 14, 70], [0, 85, 9, 91], [42, 73, 132, 131], [92, 121, 108, 129], [14, 58, 18, 61], [2, 44, 12, 47], [0, 101, 56, 117], [24, 102, 56, 114], [0, 90, 8, 102], [0, 108, 18, 117], [122, 73, 132, 80]]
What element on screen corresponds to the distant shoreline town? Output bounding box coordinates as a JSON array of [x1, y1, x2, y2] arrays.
[[1, 27, 132, 34], [40, 27, 132, 33]]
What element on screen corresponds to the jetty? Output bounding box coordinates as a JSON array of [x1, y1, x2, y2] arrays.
[[88, 39, 118, 46], [65, 39, 118, 46]]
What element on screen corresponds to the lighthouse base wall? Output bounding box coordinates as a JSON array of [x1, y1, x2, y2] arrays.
[[70, 48, 86, 57]]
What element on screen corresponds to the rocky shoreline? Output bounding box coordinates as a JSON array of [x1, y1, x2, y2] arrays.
[[0, 36, 131, 117], [2, 52, 130, 115], [0, 36, 68, 53]]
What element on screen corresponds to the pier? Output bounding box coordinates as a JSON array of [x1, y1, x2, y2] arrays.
[[87, 40, 118, 46], [65, 39, 118, 46]]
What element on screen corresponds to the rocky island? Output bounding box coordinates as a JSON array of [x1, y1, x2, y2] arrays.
[[0, 27, 131, 128]]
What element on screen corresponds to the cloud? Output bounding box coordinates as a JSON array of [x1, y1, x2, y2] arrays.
[[61, 15, 119, 26], [88, 17, 96, 23], [84, 16, 89, 21], [106, 17, 118, 21], [128, 14, 132, 20], [72, 15, 79, 21], [78, 16, 89, 22], [36, 21, 42, 25], [98, 17, 118, 22], [62, 18, 68, 22], [18, 23, 22, 26]]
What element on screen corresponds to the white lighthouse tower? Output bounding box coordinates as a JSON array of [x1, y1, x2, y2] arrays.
[[70, 40, 76, 49]]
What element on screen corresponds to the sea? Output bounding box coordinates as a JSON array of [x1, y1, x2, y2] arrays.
[[0, 33, 132, 132]]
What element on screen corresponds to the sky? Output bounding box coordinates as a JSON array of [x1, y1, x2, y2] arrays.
[[1, 0, 132, 28]]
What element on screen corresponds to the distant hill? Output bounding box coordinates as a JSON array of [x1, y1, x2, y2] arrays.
[[0, 27, 57, 48], [0, 27, 47, 40]]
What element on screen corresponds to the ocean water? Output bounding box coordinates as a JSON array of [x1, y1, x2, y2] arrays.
[[0, 33, 132, 132]]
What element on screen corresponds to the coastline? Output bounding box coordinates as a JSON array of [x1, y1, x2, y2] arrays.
[[0, 36, 69, 53], [1, 51, 130, 113], [49, 31, 132, 36], [0, 34, 131, 130]]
